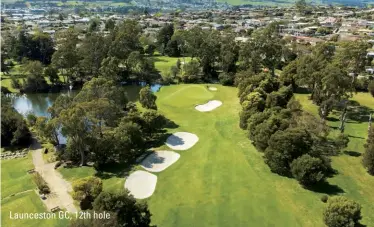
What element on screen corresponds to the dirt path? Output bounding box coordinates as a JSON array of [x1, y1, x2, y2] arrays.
[[32, 149, 77, 213]]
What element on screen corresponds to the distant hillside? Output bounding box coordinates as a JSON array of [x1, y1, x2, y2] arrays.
[[217, 0, 374, 6]]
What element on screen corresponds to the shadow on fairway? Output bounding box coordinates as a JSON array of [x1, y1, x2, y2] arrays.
[[308, 181, 344, 195], [343, 150, 361, 157], [95, 163, 133, 179]]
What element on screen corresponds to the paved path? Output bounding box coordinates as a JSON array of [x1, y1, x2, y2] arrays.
[[32, 149, 77, 213]]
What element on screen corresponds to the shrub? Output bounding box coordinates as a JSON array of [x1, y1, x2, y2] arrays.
[[33, 172, 50, 194], [321, 195, 328, 203], [26, 113, 37, 126], [290, 154, 328, 187], [323, 196, 362, 227]]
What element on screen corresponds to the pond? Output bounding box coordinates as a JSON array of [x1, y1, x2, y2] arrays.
[[9, 84, 162, 145]]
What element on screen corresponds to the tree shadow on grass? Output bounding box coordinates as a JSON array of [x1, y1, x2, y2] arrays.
[[95, 162, 134, 179], [308, 181, 344, 195], [348, 135, 365, 139], [345, 100, 373, 123], [145, 132, 172, 149], [326, 116, 340, 122], [343, 150, 361, 157]]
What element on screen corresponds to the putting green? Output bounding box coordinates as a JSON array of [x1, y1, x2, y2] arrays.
[[146, 84, 374, 227]]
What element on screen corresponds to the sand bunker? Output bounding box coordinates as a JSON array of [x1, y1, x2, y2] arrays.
[[165, 132, 199, 150], [124, 171, 157, 199], [141, 151, 180, 172], [195, 100, 222, 112], [208, 87, 217, 91]]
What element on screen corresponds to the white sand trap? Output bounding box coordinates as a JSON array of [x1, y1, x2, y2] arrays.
[[165, 132, 199, 150], [208, 87, 217, 91], [124, 171, 157, 199], [141, 151, 180, 172], [195, 100, 222, 112]]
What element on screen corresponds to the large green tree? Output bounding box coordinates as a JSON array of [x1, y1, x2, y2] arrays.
[[93, 190, 154, 227]]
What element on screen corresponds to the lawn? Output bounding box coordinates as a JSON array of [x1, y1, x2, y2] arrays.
[[50, 85, 373, 226], [1, 154, 68, 226], [151, 55, 191, 77], [1, 191, 69, 227], [1, 154, 35, 198]]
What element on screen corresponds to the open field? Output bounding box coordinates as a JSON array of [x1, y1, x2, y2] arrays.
[[1, 191, 69, 227], [4, 84, 373, 226], [1, 154, 69, 226], [1, 154, 35, 199], [151, 55, 191, 77]]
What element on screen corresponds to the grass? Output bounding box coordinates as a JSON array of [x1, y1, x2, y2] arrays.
[[151, 55, 191, 77], [1, 154, 35, 199], [1, 154, 68, 226], [1, 191, 69, 227], [34, 85, 373, 226], [295, 92, 374, 226]]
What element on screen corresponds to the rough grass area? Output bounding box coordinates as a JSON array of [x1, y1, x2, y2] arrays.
[[1, 154, 35, 198], [1, 191, 69, 227], [295, 92, 374, 226], [151, 55, 191, 77]]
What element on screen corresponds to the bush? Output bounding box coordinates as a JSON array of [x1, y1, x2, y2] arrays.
[[218, 72, 235, 86], [291, 154, 328, 187], [33, 172, 50, 194], [323, 196, 362, 227], [321, 195, 328, 203], [26, 113, 37, 126]]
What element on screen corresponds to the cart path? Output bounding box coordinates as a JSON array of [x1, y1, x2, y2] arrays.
[[32, 149, 77, 213]]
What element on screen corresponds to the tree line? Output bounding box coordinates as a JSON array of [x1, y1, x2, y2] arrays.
[[31, 78, 166, 169]]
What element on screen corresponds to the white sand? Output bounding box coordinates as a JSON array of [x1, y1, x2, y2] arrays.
[[195, 100, 222, 112], [141, 150, 180, 172], [124, 171, 157, 199], [208, 87, 217, 91], [165, 132, 199, 150]]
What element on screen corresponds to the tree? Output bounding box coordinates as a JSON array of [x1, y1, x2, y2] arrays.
[[1, 95, 31, 147], [88, 18, 101, 32], [369, 81, 374, 97], [44, 66, 59, 85], [363, 127, 374, 175], [93, 190, 154, 227], [34, 117, 60, 145], [52, 28, 80, 83], [280, 60, 297, 90], [100, 57, 122, 82], [181, 60, 201, 83], [156, 24, 174, 55], [290, 154, 328, 187], [264, 127, 313, 176], [139, 86, 157, 110], [108, 20, 143, 61], [250, 23, 283, 76], [79, 33, 108, 78], [30, 31, 55, 64], [105, 19, 115, 31], [72, 176, 103, 210], [21, 60, 49, 92], [323, 196, 362, 227], [334, 41, 369, 76]]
